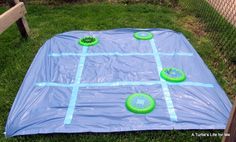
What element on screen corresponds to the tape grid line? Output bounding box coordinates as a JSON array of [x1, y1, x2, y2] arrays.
[[49, 52, 193, 57], [36, 81, 214, 88], [35, 35, 216, 124], [150, 39, 177, 121], [64, 46, 88, 124]]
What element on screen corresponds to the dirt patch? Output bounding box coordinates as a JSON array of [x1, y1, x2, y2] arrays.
[[178, 15, 206, 37]]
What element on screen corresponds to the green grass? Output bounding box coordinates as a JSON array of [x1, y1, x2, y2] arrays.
[[0, 2, 233, 141], [180, 0, 236, 100]]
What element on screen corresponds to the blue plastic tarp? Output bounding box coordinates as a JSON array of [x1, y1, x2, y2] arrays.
[[5, 28, 232, 137]]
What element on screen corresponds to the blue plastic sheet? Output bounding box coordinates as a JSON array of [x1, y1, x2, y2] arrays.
[[5, 28, 232, 137]]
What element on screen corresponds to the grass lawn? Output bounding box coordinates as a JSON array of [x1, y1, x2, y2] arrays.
[[0, 2, 233, 142]]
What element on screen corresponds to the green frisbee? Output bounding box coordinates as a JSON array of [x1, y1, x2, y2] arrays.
[[125, 93, 156, 114], [79, 36, 99, 46], [134, 31, 153, 40], [160, 68, 186, 82]]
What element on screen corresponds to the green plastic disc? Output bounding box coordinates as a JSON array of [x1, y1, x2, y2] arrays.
[[125, 93, 156, 114], [79, 36, 99, 46], [160, 68, 186, 82], [134, 31, 153, 40]]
